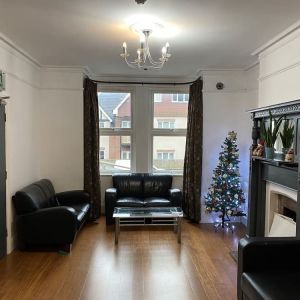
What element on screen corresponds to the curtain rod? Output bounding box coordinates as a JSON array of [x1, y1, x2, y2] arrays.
[[92, 78, 201, 86]]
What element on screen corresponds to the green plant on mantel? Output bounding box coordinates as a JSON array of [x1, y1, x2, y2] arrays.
[[262, 110, 284, 147], [280, 119, 294, 149]]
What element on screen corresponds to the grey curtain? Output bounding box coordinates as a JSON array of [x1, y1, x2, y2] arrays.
[[182, 77, 203, 222], [84, 78, 101, 219]]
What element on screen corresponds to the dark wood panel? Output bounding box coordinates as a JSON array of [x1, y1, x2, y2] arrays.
[[262, 164, 298, 190]]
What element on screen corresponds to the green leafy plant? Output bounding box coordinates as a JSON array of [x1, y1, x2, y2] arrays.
[[280, 119, 294, 149], [261, 110, 284, 148]]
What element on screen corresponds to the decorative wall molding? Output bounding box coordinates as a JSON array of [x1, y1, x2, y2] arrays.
[[4, 71, 40, 89], [258, 60, 300, 82], [203, 89, 249, 94], [0, 33, 41, 68], [41, 65, 90, 75], [40, 87, 83, 92], [244, 61, 259, 72], [252, 20, 300, 57]]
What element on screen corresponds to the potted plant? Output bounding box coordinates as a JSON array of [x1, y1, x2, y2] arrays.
[[261, 110, 284, 159], [280, 119, 294, 155]]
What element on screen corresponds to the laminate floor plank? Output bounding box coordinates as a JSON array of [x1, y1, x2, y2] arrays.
[[0, 218, 245, 300]]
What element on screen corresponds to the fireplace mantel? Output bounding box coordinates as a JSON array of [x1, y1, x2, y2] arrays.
[[248, 100, 300, 237]]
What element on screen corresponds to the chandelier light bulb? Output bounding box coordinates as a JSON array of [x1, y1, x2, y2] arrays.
[[122, 42, 127, 54]]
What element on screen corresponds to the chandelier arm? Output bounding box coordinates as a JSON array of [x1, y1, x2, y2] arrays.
[[147, 52, 165, 66], [143, 33, 165, 67], [123, 54, 162, 69], [146, 48, 164, 66], [124, 56, 139, 68]]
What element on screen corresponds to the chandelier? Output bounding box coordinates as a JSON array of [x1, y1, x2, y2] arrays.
[[121, 28, 171, 70]]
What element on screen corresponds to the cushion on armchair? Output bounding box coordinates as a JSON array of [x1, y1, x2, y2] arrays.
[[143, 174, 172, 197]]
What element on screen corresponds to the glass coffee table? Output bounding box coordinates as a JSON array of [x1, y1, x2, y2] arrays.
[[113, 207, 183, 244]]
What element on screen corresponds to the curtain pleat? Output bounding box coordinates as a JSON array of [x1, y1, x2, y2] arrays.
[[182, 78, 203, 222], [83, 78, 101, 219]]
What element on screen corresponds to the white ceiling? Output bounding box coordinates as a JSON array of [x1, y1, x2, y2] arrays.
[[1, 0, 300, 78]]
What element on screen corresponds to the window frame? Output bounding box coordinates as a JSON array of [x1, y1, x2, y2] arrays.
[[157, 151, 175, 160], [98, 86, 135, 174], [151, 89, 189, 175], [100, 147, 105, 160], [121, 120, 131, 128], [171, 93, 189, 103], [157, 119, 176, 129]]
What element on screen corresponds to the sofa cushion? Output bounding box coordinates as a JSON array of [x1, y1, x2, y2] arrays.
[[34, 179, 58, 207], [113, 174, 143, 197], [241, 271, 300, 300], [14, 184, 50, 215], [144, 197, 171, 207], [116, 197, 144, 207], [143, 174, 172, 198]]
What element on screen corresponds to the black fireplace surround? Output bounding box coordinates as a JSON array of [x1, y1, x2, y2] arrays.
[[238, 100, 300, 300]]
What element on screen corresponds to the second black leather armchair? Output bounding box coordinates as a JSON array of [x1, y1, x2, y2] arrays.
[[238, 236, 300, 300]]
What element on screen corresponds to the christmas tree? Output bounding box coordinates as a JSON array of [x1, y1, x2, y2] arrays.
[[205, 131, 245, 228]]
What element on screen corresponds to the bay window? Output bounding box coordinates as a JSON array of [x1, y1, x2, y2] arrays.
[[98, 87, 188, 175]]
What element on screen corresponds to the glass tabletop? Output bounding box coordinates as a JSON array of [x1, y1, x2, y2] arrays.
[[113, 207, 183, 218]]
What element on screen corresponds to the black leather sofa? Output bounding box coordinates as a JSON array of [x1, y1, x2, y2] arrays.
[[13, 179, 91, 252], [105, 173, 182, 225], [238, 236, 300, 300]]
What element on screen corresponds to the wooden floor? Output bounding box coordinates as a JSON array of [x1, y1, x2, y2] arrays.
[[0, 218, 246, 300]]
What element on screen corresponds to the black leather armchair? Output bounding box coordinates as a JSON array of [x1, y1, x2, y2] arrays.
[[13, 179, 91, 252], [105, 173, 182, 225], [238, 237, 300, 300]]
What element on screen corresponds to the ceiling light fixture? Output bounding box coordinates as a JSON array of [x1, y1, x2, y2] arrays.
[[121, 27, 171, 70], [135, 0, 147, 4]]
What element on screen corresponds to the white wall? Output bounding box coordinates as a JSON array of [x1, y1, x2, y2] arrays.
[[0, 38, 41, 253], [38, 68, 84, 192], [257, 25, 300, 106], [201, 69, 258, 222], [0, 36, 85, 253]]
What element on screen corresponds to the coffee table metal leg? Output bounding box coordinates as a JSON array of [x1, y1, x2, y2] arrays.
[[174, 219, 177, 233], [177, 217, 182, 243], [115, 218, 120, 244]]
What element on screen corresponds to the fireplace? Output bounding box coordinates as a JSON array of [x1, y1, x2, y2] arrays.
[[247, 100, 300, 237], [265, 182, 297, 236]]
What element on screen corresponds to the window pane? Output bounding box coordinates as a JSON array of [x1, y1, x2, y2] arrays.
[[154, 94, 162, 102], [153, 136, 186, 173], [153, 93, 188, 129], [100, 135, 131, 172], [98, 92, 131, 129]]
